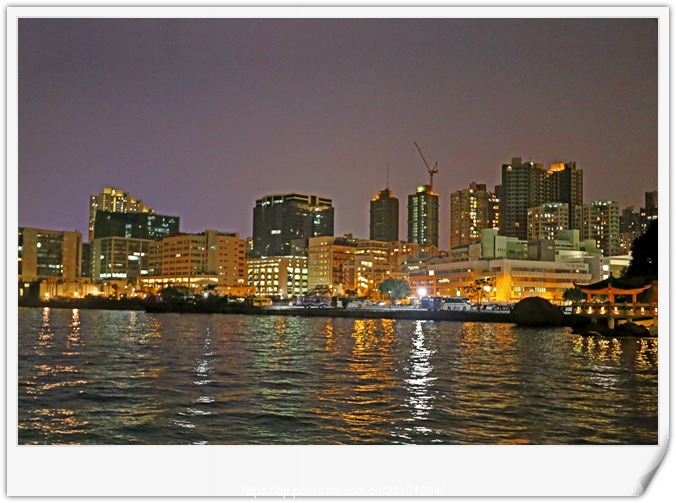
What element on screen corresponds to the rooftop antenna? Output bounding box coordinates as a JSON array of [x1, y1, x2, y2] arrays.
[[386, 163, 390, 189]]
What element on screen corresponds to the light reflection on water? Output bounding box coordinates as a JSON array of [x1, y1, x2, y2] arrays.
[[18, 308, 658, 445]]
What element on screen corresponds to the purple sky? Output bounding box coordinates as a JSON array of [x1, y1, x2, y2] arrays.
[[18, 17, 658, 247]]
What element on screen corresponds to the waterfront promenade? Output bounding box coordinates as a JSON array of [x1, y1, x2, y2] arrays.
[[19, 296, 591, 326]]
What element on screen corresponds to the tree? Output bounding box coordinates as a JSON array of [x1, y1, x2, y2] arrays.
[[308, 285, 331, 296], [626, 219, 658, 280], [378, 278, 411, 301], [203, 284, 217, 297], [160, 285, 190, 301], [465, 278, 493, 304], [563, 287, 586, 302]]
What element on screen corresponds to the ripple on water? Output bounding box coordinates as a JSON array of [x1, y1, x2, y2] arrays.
[[17, 310, 658, 444]]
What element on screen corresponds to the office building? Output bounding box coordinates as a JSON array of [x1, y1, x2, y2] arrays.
[[370, 188, 399, 242], [89, 187, 153, 242], [407, 185, 439, 247], [307, 236, 357, 294], [450, 182, 500, 248], [141, 231, 248, 294], [93, 211, 180, 241], [247, 256, 308, 299], [252, 193, 334, 258], [91, 236, 151, 282]]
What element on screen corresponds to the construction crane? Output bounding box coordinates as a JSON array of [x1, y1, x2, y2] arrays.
[[414, 142, 439, 191]]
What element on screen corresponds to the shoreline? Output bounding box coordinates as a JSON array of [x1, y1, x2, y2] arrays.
[[19, 298, 594, 327]]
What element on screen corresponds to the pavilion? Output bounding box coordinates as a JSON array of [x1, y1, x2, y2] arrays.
[[573, 274, 652, 304]]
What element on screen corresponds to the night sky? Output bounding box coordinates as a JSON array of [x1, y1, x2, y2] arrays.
[[17, 16, 658, 247]]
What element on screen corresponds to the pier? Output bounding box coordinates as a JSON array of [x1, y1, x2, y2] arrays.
[[571, 302, 658, 329]]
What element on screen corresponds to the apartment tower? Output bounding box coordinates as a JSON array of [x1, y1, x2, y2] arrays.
[[369, 188, 399, 242]]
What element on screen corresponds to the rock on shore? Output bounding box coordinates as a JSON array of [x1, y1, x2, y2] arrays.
[[510, 296, 565, 327]]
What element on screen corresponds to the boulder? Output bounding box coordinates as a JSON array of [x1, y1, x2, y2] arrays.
[[510, 296, 565, 327], [616, 322, 650, 337]]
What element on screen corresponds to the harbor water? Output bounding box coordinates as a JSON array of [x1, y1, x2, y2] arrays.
[[17, 307, 658, 444]]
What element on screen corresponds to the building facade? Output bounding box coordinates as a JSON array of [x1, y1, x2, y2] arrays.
[[576, 201, 620, 257], [450, 182, 499, 248], [548, 161, 583, 227], [93, 211, 180, 241], [141, 231, 247, 293], [527, 202, 570, 240], [501, 158, 550, 239], [408, 257, 592, 303], [370, 188, 399, 242], [407, 185, 439, 247], [501, 158, 583, 240], [247, 256, 308, 299], [252, 193, 334, 258], [19, 227, 82, 282], [341, 255, 392, 296], [91, 236, 151, 282], [307, 236, 357, 294], [89, 187, 154, 242]]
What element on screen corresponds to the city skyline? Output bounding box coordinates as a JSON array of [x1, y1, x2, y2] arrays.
[[16, 14, 659, 247]]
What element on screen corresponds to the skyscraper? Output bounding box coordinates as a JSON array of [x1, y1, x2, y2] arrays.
[[407, 184, 439, 247], [252, 193, 334, 258], [370, 188, 399, 242], [450, 182, 499, 248], [89, 187, 154, 242]]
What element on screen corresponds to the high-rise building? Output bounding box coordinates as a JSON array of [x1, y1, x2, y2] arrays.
[[619, 206, 643, 255], [407, 185, 439, 247], [93, 211, 180, 241], [501, 158, 583, 240], [89, 187, 154, 242], [548, 161, 583, 226], [252, 193, 334, 258], [641, 190, 658, 228], [450, 182, 500, 248], [19, 227, 82, 282], [501, 158, 550, 240], [370, 188, 399, 242], [527, 202, 570, 240], [576, 201, 620, 256]]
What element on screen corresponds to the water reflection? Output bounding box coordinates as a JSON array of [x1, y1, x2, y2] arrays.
[[36, 307, 54, 354], [18, 310, 658, 445], [314, 319, 399, 443], [64, 309, 82, 355], [18, 408, 89, 444], [405, 321, 436, 421], [572, 335, 658, 369]]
